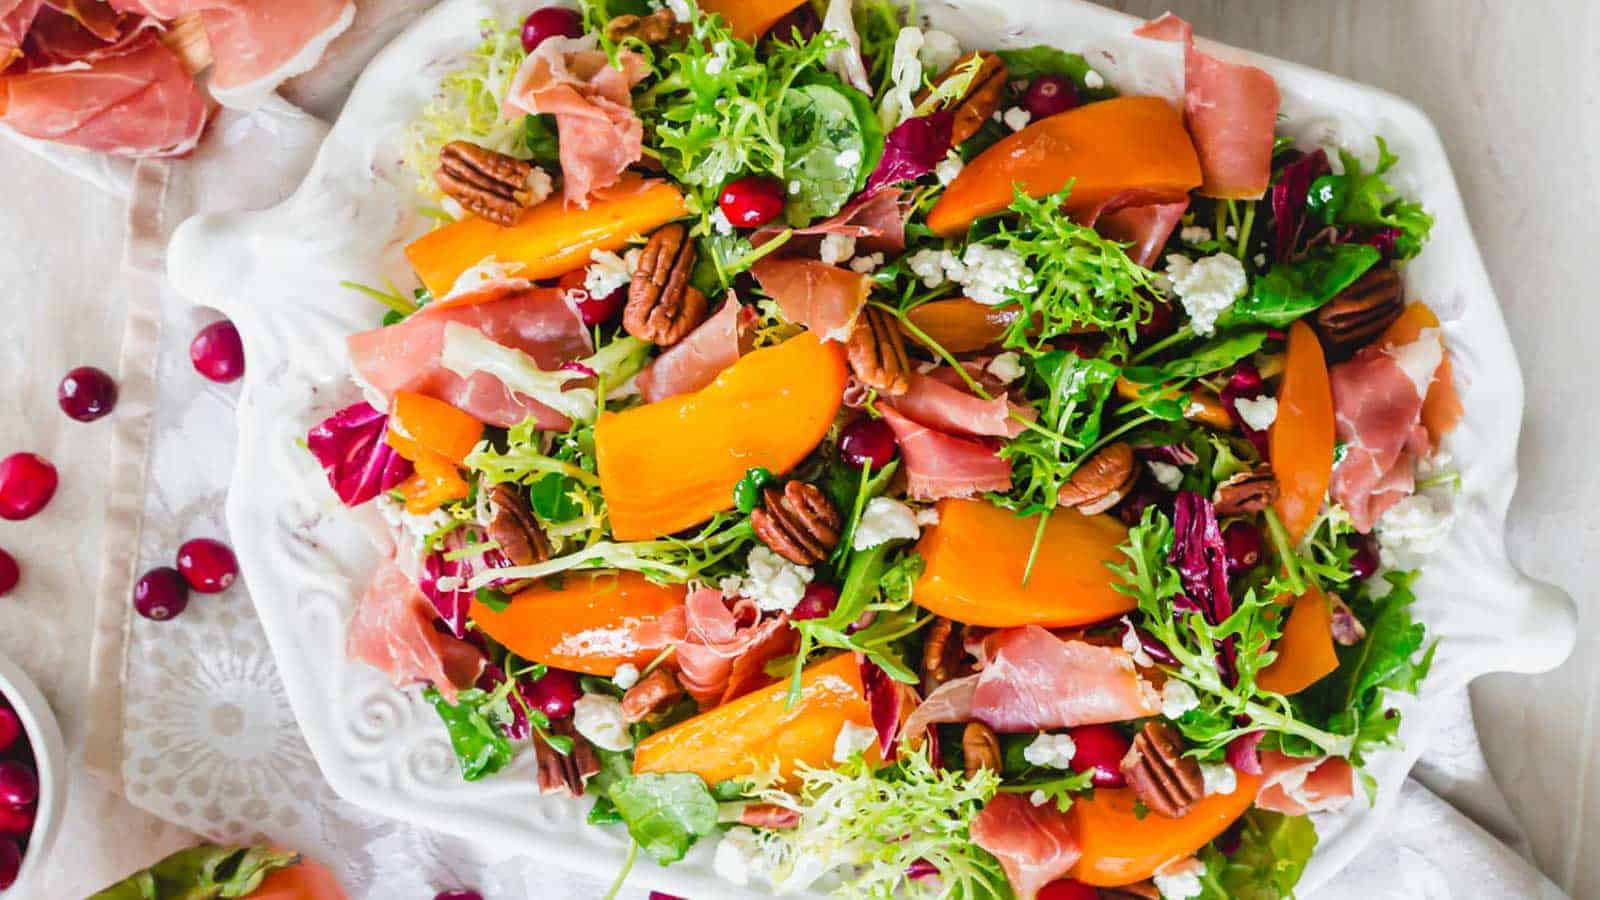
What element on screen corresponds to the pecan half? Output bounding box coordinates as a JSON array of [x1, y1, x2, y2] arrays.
[[920, 616, 967, 695], [1057, 443, 1138, 515], [625, 223, 708, 346], [847, 306, 911, 396], [435, 141, 546, 226], [750, 481, 842, 565], [918, 51, 1008, 145], [1212, 466, 1280, 517], [962, 722, 1001, 778], [534, 719, 600, 797], [1313, 266, 1404, 356], [485, 483, 551, 567], [1121, 721, 1204, 819], [621, 668, 684, 723], [605, 8, 690, 44]]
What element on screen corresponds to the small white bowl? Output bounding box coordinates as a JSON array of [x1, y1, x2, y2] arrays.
[[0, 651, 66, 894]]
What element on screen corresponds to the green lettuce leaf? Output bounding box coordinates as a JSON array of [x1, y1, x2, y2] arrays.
[[608, 772, 720, 864], [780, 84, 870, 225], [1123, 330, 1269, 385], [1196, 811, 1318, 900], [1221, 243, 1380, 329], [424, 686, 513, 781], [995, 46, 1117, 100], [1334, 137, 1435, 260], [88, 845, 301, 900]]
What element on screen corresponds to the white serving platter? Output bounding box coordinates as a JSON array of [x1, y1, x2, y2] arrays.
[[166, 0, 1577, 895]]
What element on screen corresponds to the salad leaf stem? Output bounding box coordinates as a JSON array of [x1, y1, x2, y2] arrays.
[[1131, 323, 1196, 364], [600, 840, 639, 900], [1263, 507, 1307, 596]]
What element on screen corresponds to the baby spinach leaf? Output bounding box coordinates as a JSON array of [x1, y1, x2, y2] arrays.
[[1318, 137, 1435, 259], [995, 46, 1117, 100], [1124, 330, 1268, 384], [779, 84, 869, 225], [424, 686, 513, 781], [1221, 243, 1380, 329], [608, 772, 720, 864]]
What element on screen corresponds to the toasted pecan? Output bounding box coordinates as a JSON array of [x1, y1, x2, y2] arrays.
[[847, 305, 912, 396], [621, 668, 684, 723], [962, 722, 1002, 778], [750, 481, 842, 566], [1313, 266, 1404, 357], [1121, 721, 1204, 819], [1212, 466, 1280, 517], [485, 483, 551, 567], [534, 719, 600, 797], [625, 223, 707, 346], [435, 141, 547, 226], [1057, 443, 1139, 515]]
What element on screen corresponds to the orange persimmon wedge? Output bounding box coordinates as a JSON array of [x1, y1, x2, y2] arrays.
[[386, 392, 484, 465], [927, 96, 1202, 237], [912, 499, 1133, 628], [698, 0, 809, 41], [469, 571, 686, 676], [1257, 582, 1339, 695], [904, 298, 1021, 354], [633, 652, 877, 788], [404, 175, 687, 299], [251, 857, 347, 900], [399, 449, 469, 514], [596, 332, 847, 540], [1069, 775, 1263, 886], [1269, 321, 1334, 544], [1114, 378, 1234, 431], [1378, 301, 1462, 442]]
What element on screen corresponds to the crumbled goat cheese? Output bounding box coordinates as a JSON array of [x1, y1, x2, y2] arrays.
[[1002, 106, 1032, 131], [1029, 790, 1049, 807], [1377, 493, 1455, 566], [735, 546, 814, 613], [1164, 253, 1247, 336], [584, 249, 633, 298], [1147, 460, 1184, 491], [710, 207, 735, 236], [935, 151, 965, 186], [1234, 395, 1279, 432], [789, 179, 802, 195], [914, 505, 941, 527], [1083, 69, 1106, 90], [917, 29, 963, 74], [1180, 225, 1212, 244], [819, 233, 858, 266], [1161, 679, 1201, 719], [835, 147, 862, 169], [612, 663, 640, 690], [853, 497, 921, 550], [1153, 857, 1206, 900], [663, 0, 692, 22], [375, 495, 453, 550], [573, 694, 632, 751], [950, 244, 1032, 305], [985, 351, 1025, 385], [1023, 733, 1078, 769], [1224, 225, 1238, 240], [1254, 253, 1268, 267], [849, 252, 885, 274], [1200, 761, 1238, 796], [833, 720, 879, 762], [907, 248, 956, 287], [1121, 619, 1154, 667]]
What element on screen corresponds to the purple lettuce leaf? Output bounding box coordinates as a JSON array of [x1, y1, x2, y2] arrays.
[[419, 529, 478, 638], [862, 110, 954, 196], [858, 656, 904, 757], [1167, 491, 1234, 625], [476, 662, 532, 741], [306, 401, 412, 507], [1269, 149, 1329, 262]]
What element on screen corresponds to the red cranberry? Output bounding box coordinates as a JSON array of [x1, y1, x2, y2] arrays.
[[0, 761, 36, 808], [435, 891, 484, 900], [1020, 75, 1079, 120], [1223, 521, 1265, 575], [528, 668, 581, 719], [838, 417, 898, 470], [1349, 534, 1379, 580], [190, 320, 245, 383], [0, 805, 31, 838], [58, 366, 118, 422], [1067, 724, 1131, 788], [0, 550, 15, 598], [1037, 878, 1098, 900], [176, 538, 238, 594], [521, 6, 582, 52], [134, 567, 189, 621], [557, 269, 626, 326], [1137, 300, 1179, 342], [717, 176, 786, 228], [0, 453, 58, 521], [0, 839, 18, 890], [648, 894, 686, 900], [792, 584, 839, 620], [0, 708, 19, 754]]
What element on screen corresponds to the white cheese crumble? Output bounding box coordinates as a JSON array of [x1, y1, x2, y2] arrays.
[[1200, 761, 1238, 796], [819, 233, 858, 266], [849, 252, 885, 274], [1022, 733, 1078, 769], [835, 146, 862, 169], [1164, 252, 1247, 336], [573, 694, 632, 751], [584, 249, 633, 298], [906, 248, 955, 287], [917, 29, 962, 75], [612, 663, 640, 690], [710, 207, 735, 236], [1376, 493, 1455, 566], [1234, 395, 1279, 432], [789, 179, 802, 195], [1161, 679, 1201, 719], [1147, 460, 1184, 491], [1180, 225, 1212, 244], [985, 351, 1025, 385], [1223, 225, 1238, 240], [704, 41, 733, 75], [935, 151, 965, 186], [663, 0, 692, 22], [833, 720, 879, 762], [1121, 619, 1154, 667], [1254, 252, 1268, 267], [1002, 106, 1032, 131], [732, 546, 814, 613], [1154, 857, 1206, 900], [914, 505, 941, 527], [1029, 789, 1049, 807], [1083, 69, 1105, 90], [853, 497, 921, 550], [950, 243, 1032, 305], [375, 495, 453, 550]]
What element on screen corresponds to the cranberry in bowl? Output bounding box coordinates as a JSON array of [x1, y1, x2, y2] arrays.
[[0, 650, 65, 893]]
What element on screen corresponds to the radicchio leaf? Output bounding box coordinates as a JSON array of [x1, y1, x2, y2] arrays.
[[1168, 492, 1233, 624], [1270, 149, 1330, 262], [306, 401, 412, 506], [1219, 363, 1269, 456], [420, 529, 477, 638], [1136, 443, 1200, 467], [862, 110, 954, 196], [476, 662, 539, 741], [859, 656, 905, 757], [1226, 730, 1266, 774]]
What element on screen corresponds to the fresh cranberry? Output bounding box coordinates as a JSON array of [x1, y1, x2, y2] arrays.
[[557, 269, 626, 326], [717, 176, 786, 228], [838, 417, 898, 470], [528, 668, 581, 719], [0, 761, 36, 809], [1222, 521, 1265, 574], [1349, 533, 1379, 580], [0, 805, 30, 838], [1067, 724, 1131, 788], [0, 550, 15, 598], [191, 320, 245, 383], [0, 839, 18, 890], [133, 567, 189, 621], [0, 709, 18, 756], [904, 859, 939, 880], [792, 584, 839, 620], [1036, 878, 1099, 900], [521, 6, 582, 52], [0, 453, 58, 521], [176, 538, 238, 594], [1020, 75, 1079, 121], [647, 893, 687, 900], [434, 891, 483, 900], [1137, 300, 1179, 342], [58, 366, 118, 422]]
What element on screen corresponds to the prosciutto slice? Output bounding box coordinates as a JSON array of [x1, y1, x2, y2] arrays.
[[674, 588, 797, 708], [752, 187, 913, 256], [198, 0, 355, 110], [0, 31, 207, 156], [1254, 750, 1356, 816], [1135, 13, 1280, 199], [890, 368, 1032, 439], [879, 405, 1011, 501], [635, 297, 754, 403], [346, 559, 485, 703], [22, 3, 154, 66], [346, 284, 593, 429], [750, 256, 872, 343], [907, 626, 1159, 734], [970, 794, 1082, 900], [1327, 329, 1442, 532], [0, 0, 43, 70], [1082, 191, 1190, 269], [502, 35, 647, 206]]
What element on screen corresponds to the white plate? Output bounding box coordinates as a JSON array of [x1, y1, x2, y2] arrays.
[[166, 1, 1578, 895], [0, 650, 67, 895]]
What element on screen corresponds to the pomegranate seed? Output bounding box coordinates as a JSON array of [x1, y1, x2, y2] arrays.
[[557, 269, 626, 326], [0, 550, 16, 597], [1037, 878, 1098, 900], [521, 6, 582, 52], [0, 709, 19, 753], [134, 567, 189, 621], [190, 320, 245, 383], [1349, 534, 1379, 580], [1020, 75, 1079, 120], [175, 538, 238, 594], [435, 891, 484, 900], [717, 176, 787, 228], [793, 584, 840, 620], [0, 805, 31, 838], [57, 366, 118, 422], [528, 668, 581, 719], [838, 417, 898, 470], [0, 453, 58, 521], [1067, 723, 1131, 788], [0, 839, 18, 890], [1223, 521, 1265, 574], [0, 761, 36, 808]]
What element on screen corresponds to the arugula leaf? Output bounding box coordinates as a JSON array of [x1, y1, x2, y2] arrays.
[[790, 545, 925, 701], [586, 747, 635, 825], [779, 84, 870, 225], [608, 772, 720, 864], [1196, 811, 1318, 900], [1123, 330, 1268, 384], [423, 686, 513, 781], [1334, 138, 1435, 259], [1220, 243, 1380, 329], [999, 350, 1120, 518], [995, 46, 1117, 100], [995, 767, 1096, 812]]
